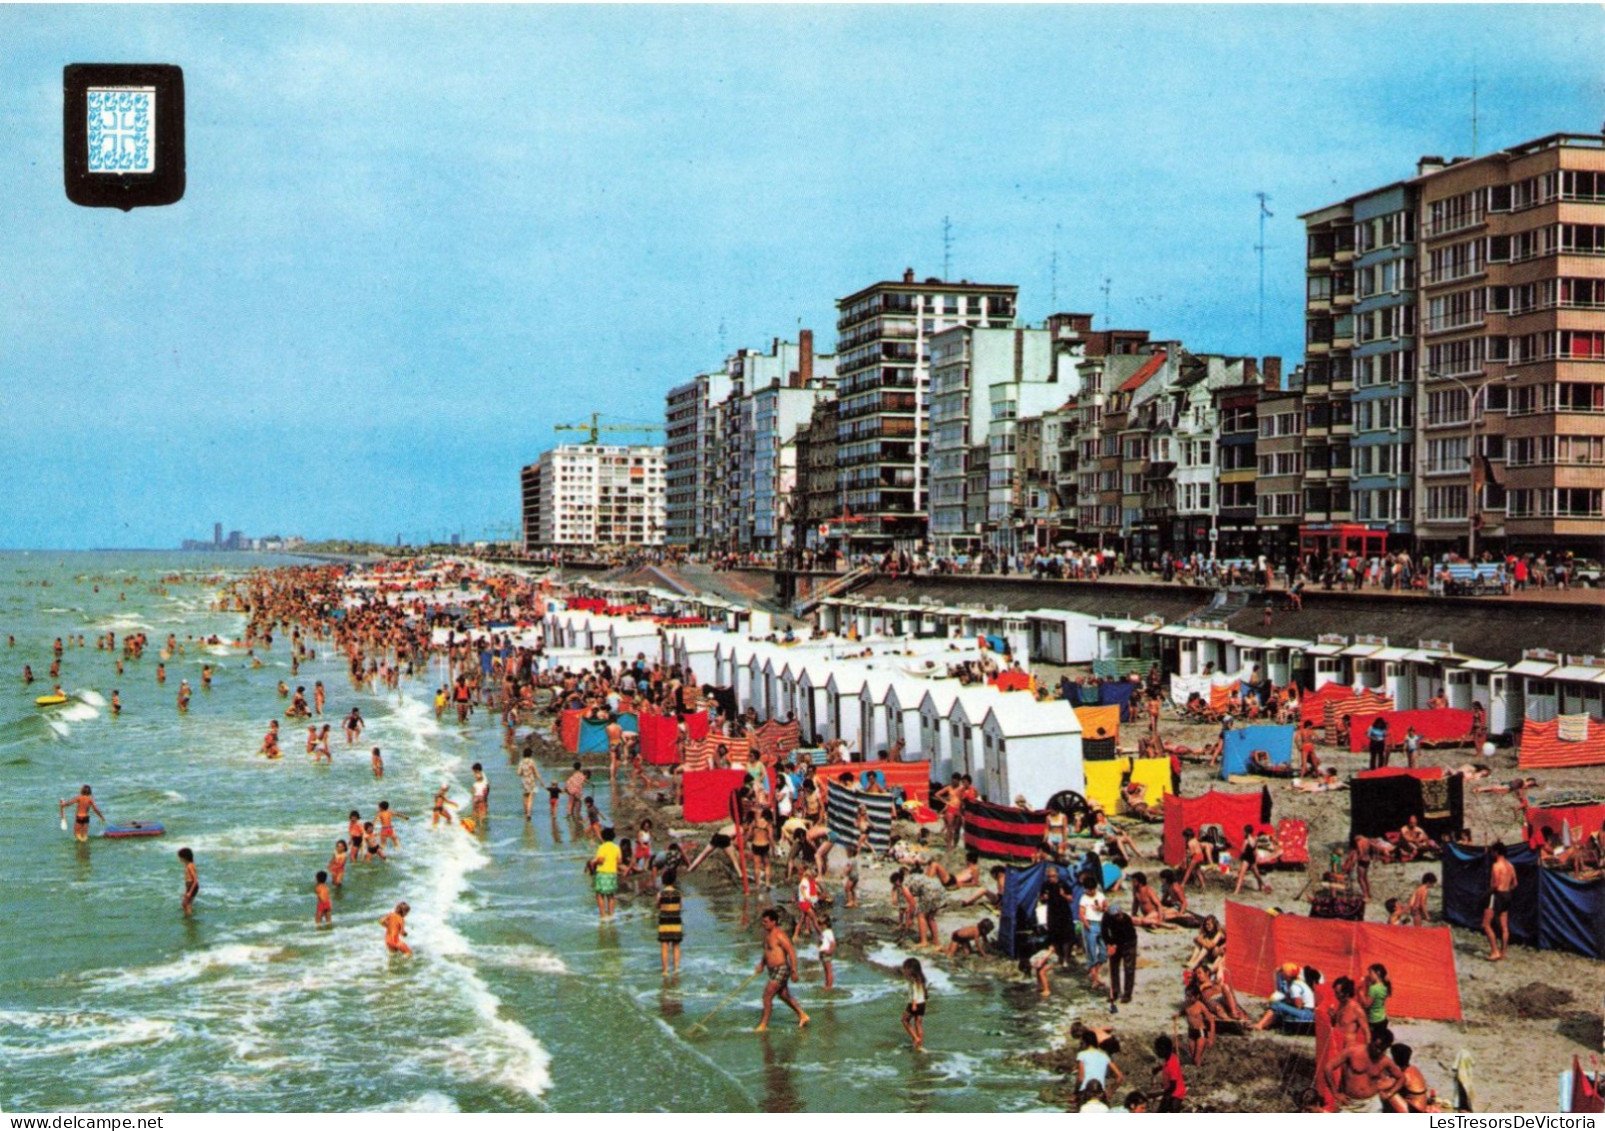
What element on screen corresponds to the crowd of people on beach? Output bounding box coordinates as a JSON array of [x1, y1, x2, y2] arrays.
[[24, 559, 1591, 1112]]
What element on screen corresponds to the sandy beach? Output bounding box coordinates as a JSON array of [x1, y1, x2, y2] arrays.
[[561, 655, 1604, 1113]]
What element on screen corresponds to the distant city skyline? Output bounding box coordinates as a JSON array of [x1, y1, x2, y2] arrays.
[[3, 5, 1600, 548]]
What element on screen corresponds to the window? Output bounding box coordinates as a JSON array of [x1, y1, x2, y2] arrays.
[[1426, 239, 1485, 285], [1426, 485, 1468, 521], [1425, 436, 1470, 474]]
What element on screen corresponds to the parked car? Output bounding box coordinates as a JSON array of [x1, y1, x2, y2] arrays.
[[1571, 559, 1602, 587]]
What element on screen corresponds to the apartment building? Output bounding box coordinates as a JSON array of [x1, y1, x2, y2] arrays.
[[1255, 366, 1305, 559], [1308, 130, 1605, 557], [925, 325, 1056, 556], [1215, 377, 1261, 557], [1418, 134, 1605, 556], [833, 270, 1017, 549], [520, 444, 666, 550], [1301, 203, 1358, 528], [664, 366, 734, 550], [793, 399, 840, 551], [1351, 184, 1419, 545]]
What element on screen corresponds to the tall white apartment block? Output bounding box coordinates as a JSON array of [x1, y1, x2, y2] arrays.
[[521, 444, 666, 550]]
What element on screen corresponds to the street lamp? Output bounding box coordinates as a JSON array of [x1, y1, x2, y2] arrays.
[[1421, 368, 1488, 561]]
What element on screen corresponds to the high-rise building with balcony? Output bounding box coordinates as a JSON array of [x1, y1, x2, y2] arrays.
[[1307, 131, 1605, 557], [1300, 202, 1358, 527], [833, 269, 1017, 548], [521, 444, 666, 550], [927, 325, 1054, 556], [664, 366, 734, 550], [1417, 134, 1605, 556]]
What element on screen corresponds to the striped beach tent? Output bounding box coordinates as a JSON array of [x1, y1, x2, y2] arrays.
[[963, 798, 1049, 861], [825, 781, 895, 854]]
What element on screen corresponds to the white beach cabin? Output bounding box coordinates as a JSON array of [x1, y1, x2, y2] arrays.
[[980, 698, 1084, 809]]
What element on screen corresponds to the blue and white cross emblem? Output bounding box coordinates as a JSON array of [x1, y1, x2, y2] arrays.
[[87, 87, 156, 173]]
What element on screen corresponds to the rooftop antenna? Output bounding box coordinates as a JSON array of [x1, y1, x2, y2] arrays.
[[1050, 223, 1061, 308], [1255, 192, 1274, 357], [942, 215, 953, 281], [1471, 56, 1479, 157], [1100, 276, 1112, 327], [718, 316, 728, 358]]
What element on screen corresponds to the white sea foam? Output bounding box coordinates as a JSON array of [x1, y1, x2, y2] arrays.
[[0, 1010, 176, 1060], [80, 943, 286, 992], [176, 823, 332, 857], [47, 718, 70, 739], [863, 943, 957, 993], [57, 702, 99, 723], [76, 689, 108, 707], [395, 690, 552, 1100], [371, 1092, 462, 1113], [473, 945, 570, 976]]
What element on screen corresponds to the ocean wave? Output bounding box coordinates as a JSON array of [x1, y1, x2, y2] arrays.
[[368, 1092, 461, 1113], [77, 689, 108, 707], [0, 1010, 176, 1060], [57, 702, 99, 723], [472, 944, 570, 976], [176, 823, 334, 857], [79, 943, 286, 992]]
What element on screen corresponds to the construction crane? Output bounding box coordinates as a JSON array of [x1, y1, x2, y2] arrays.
[[554, 412, 664, 445]]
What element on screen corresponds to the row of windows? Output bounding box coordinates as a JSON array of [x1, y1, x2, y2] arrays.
[[1508, 488, 1605, 518]]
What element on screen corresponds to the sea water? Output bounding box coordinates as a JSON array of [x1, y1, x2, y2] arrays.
[[0, 552, 1060, 1113]]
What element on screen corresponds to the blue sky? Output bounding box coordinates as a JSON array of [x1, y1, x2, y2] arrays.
[[2, 5, 1600, 548]]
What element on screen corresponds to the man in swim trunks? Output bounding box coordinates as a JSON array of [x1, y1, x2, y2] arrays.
[[1483, 842, 1517, 960], [59, 785, 105, 843], [754, 908, 809, 1031], [381, 901, 411, 955]]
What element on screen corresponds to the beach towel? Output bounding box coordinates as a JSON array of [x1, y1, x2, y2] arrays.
[[1520, 716, 1605, 768], [1083, 759, 1128, 814], [963, 798, 1049, 861], [685, 712, 711, 742], [825, 781, 895, 854], [1558, 714, 1592, 743], [992, 670, 1032, 693], [1127, 757, 1173, 806], [1073, 705, 1120, 743]]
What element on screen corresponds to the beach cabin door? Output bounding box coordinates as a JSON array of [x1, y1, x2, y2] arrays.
[[1489, 674, 1514, 737]]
